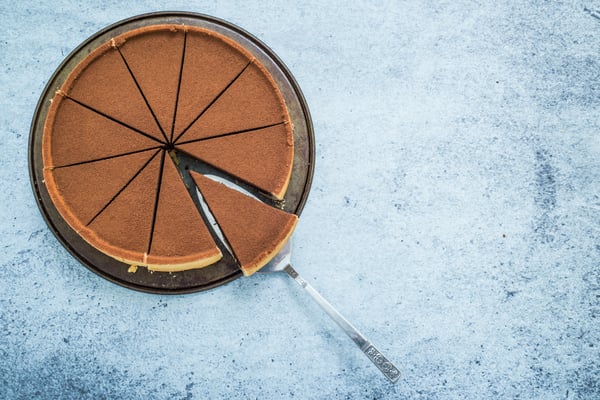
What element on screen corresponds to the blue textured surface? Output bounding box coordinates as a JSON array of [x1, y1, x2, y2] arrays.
[[1, 1, 599, 399]]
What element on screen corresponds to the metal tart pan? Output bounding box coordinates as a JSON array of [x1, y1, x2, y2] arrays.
[[29, 12, 314, 294]]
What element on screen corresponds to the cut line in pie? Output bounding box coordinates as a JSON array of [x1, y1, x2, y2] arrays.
[[41, 23, 299, 275]]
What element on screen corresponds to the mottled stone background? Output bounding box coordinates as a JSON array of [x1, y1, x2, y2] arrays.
[[1, 1, 599, 399]]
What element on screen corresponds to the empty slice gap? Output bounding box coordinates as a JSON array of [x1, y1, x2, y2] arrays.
[[52, 146, 160, 169], [190, 175, 243, 269], [204, 174, 262, 202], [169, 152, 238, 267], [143, 153, 222, 269], [146, 150, 167, 255], [173, 60, 253, 144], [115, 46, 170, 144], [175, 149, 283, 209], [176, 121, 286, 145], [86, 149, 161, 226], [194, 186, 234, 255], [170, 29, 187, 143], [63, 96, 164, 145]]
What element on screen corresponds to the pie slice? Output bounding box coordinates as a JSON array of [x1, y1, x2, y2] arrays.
[[177, 123, 293, 199], [85, 152, 163, 265], [175, 61, 289, 143], [118, 25, 184, 137], [43, 95, 159, 167], [172, 27, 251, 137], [46, 149, 159, 230], [62, 40, 164, 142], [146, 155, 222, 270], [191, 171, 297, 276]]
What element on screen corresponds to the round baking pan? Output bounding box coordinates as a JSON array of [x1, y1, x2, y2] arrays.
[[29, 12, 314, 294]]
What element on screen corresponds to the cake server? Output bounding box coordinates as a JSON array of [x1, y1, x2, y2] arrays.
[[259, 239, 401, 383]]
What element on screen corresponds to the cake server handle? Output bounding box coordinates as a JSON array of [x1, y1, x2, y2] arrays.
[[283, 264, 401, 383]]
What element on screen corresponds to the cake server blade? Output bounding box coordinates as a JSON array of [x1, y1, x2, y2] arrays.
[[259, 239, 401, 383]]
